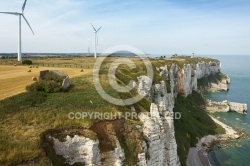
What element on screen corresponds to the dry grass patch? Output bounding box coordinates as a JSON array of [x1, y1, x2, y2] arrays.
[[0, 65, 92, 100]]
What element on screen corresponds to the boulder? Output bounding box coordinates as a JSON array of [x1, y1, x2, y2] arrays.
[[39, 70, 70, 90]]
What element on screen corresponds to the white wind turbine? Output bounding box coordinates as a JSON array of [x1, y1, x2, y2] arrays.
[[0, 0, 34, 62], [90, 23, 102, 59]]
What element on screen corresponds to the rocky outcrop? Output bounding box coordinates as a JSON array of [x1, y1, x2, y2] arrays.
[[206, 100, 248, 114], [206, 100, 230, 113], [99, 141, 125, 166], [229, 102, 248, 114], [209, 75, 230, 92], [137, 75, 153, 98], [53, 135, 101, 165], [196, 62, 220, 79], [52, 135, 125, 166]]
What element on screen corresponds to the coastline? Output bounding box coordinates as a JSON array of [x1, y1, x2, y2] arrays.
[[209, 115, 240, 140], [187, 115, 240, 166]]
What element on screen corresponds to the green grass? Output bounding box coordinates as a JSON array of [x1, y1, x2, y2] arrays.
[[173, 91, 225, 166], [0, 74, 131, 165]]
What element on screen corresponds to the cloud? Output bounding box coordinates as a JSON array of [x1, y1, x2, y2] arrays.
[[0, 0, 249, 55]]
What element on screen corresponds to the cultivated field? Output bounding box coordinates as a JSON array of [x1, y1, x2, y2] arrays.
[[0, 65, 92, 100]]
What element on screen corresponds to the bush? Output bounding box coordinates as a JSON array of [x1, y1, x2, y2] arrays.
[[26, 80, 62, 93], [22, 59, 32, 65]]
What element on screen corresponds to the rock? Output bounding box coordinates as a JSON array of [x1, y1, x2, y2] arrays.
[[39, 70, 70, 90], [196, 62, 220, 79], [206, 100, 230, 113], [206, 100, 248, 114], [101, 141, 125, 166], [229, 102, 248, 114], [62, 76, 70, 90], [53, 135, 101, 166], [137, 76, 152, 98], [210, 79, 228, 91]]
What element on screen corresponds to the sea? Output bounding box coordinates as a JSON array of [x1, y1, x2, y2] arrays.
[[203, 55, 250, 166]]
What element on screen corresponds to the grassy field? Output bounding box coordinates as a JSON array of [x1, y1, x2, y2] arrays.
[[0, 56, 221, 165]]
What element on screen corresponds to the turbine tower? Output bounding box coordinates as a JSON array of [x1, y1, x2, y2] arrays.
[[0, 0, 34, 61], [90, 23, 102, 59]]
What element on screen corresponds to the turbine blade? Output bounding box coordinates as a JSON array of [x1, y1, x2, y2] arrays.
[[22, 15, 34, 35], [90, 23, 97, 32], [97, 26, 102, 32], [0, 12, 19, 15], [22, 0, 28, 13]]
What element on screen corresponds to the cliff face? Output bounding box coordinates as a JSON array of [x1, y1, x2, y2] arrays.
[[46, 60, 223, 166], [137, 81, 179, 165], [135, 61, 222, 165], [206, 100, 248, 114]]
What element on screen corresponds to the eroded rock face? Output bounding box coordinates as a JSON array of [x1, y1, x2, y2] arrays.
[[210, 81, 228, 91], [52, 135, 126, 166], [101, 141, 125, 166], [177, 64, 193, 97], [137, 76, 153, 98], [229, 102, 248, 114], [206, 100, 248, 114], [53, 135, 101, 166], [206, 100, 230, 113], [43, 120, 141, 166], [134, 61, 224, 165], [137, 82, 180, 165], [196, 62, 220, 79]]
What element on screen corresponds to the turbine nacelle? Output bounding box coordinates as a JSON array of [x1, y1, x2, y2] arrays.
[[90, 23, 102, 59]]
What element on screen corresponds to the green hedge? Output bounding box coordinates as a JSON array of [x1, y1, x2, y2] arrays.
[[22, 59, 32, 65]]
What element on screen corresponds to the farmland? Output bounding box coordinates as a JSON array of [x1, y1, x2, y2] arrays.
[[0, 66, 91, 100], [0, 57, 96, 100]]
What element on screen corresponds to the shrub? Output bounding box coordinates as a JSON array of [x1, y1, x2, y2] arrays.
[[22, 59, 32, 65], [26, 80, 62, 93]]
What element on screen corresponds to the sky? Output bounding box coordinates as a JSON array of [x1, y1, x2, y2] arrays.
[[0, 0, 250, 55]]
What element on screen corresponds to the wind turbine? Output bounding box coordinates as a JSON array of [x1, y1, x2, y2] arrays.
[[0, 0, 34, 62], [90, 23, 102, 59]]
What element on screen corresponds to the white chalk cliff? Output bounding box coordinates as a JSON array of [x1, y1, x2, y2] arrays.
[[206, 100, 248, 114], [135, 61, 222, 165], [51, 60, 232, 166]]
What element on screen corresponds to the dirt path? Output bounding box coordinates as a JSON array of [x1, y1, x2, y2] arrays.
[[0, 65, 92, 100]]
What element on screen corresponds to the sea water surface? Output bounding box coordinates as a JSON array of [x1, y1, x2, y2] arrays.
[[204, 55, 250, 166]]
